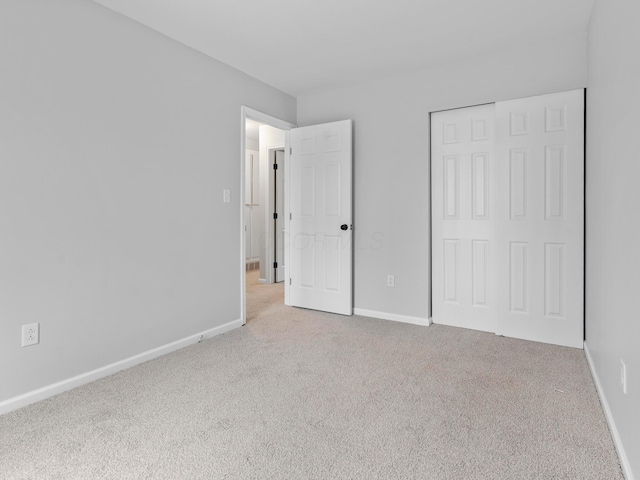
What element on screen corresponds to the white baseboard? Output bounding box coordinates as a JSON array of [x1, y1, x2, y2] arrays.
[[584, 342, 635, 480], [0, 318, 243, 416], [354, 308, 431, 327]]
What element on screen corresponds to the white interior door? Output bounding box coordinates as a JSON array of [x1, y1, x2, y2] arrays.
[[432, 104, 497, 332], [495, 90, 584, 348], [275, 149, 285, 282], [289, 120, 352, 315]]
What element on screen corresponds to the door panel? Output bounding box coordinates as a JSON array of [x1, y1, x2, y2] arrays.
[[495, 90, 584, 348], [432, 104, 497, 332], [290, 120, 352, 315]]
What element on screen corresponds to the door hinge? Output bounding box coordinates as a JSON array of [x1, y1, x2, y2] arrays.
[[273, 212, 278, 220], [290, 147, 292, 155], [289, 213, 292, 220], [273, 262, 278, 269], [289, 278, 292, 285], [273, 163, 278, 170]]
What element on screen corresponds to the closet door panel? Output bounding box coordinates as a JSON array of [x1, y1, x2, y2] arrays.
[[495, 90, 584, 349], [431, 104, 497, 333]]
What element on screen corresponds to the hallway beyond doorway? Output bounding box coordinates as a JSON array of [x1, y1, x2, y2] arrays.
[[245, 270, 284, 324]]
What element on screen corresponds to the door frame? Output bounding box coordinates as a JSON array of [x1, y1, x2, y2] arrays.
[[268, 147, 286, 284], [240, 106, 296, 325], [262, 146, 285, 285]]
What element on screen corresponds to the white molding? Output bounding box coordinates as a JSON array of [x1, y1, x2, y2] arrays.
[[0, 319, 243, 416], [283, 130, 291, 306], [242, 107, 297, 132], [584, 342, 635, 480], [354, 308, 431, 327]]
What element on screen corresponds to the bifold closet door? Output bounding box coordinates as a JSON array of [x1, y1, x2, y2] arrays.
[[495, 90, 584, 348], [431, 104, 497, 332]]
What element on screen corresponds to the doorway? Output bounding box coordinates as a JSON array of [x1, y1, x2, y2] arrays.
[[241, 107, 295, 325], [241, 108, 354, 324]]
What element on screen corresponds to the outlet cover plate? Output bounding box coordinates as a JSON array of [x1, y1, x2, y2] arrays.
[[22, 323, 39, 347]]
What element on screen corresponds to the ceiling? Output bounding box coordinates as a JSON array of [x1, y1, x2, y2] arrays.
[[92, 0, 595, 97]]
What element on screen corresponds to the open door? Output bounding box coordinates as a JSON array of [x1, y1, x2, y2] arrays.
[[289, 120, 353, 315]]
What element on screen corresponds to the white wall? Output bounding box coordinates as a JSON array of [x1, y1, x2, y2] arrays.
[[586, 0, 640, 476], [246, 139, 259, 151], [0, 0, 295, 404], [246, 148, 261, 262], [245, 124, 260, 264], [297, 33, 587, 320], [257, 125, 285, 282]]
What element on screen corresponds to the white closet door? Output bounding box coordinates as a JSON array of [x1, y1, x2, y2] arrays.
[[432, 104, 496, 332], [495, 90, 584, 348]]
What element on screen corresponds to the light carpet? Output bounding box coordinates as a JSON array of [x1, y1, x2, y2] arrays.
[[0, 272, 623, 479]]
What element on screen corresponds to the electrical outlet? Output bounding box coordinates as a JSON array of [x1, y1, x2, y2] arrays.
[[620, 359, 627, 394], [22, 323, 39, 347], [223, 189, 231, 203], [387, 275, 395, 288]]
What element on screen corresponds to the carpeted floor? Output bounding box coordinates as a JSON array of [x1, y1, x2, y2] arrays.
[[0, 272, 623, 479]]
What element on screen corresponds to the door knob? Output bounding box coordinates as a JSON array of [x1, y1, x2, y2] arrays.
[[340, 224, 348, 231]]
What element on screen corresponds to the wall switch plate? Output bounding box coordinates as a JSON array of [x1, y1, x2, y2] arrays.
[[22, 323, 39, 347], [387, 275, 395, 287], [223, 189, 231, 203], [620, 359, 627, 394]]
